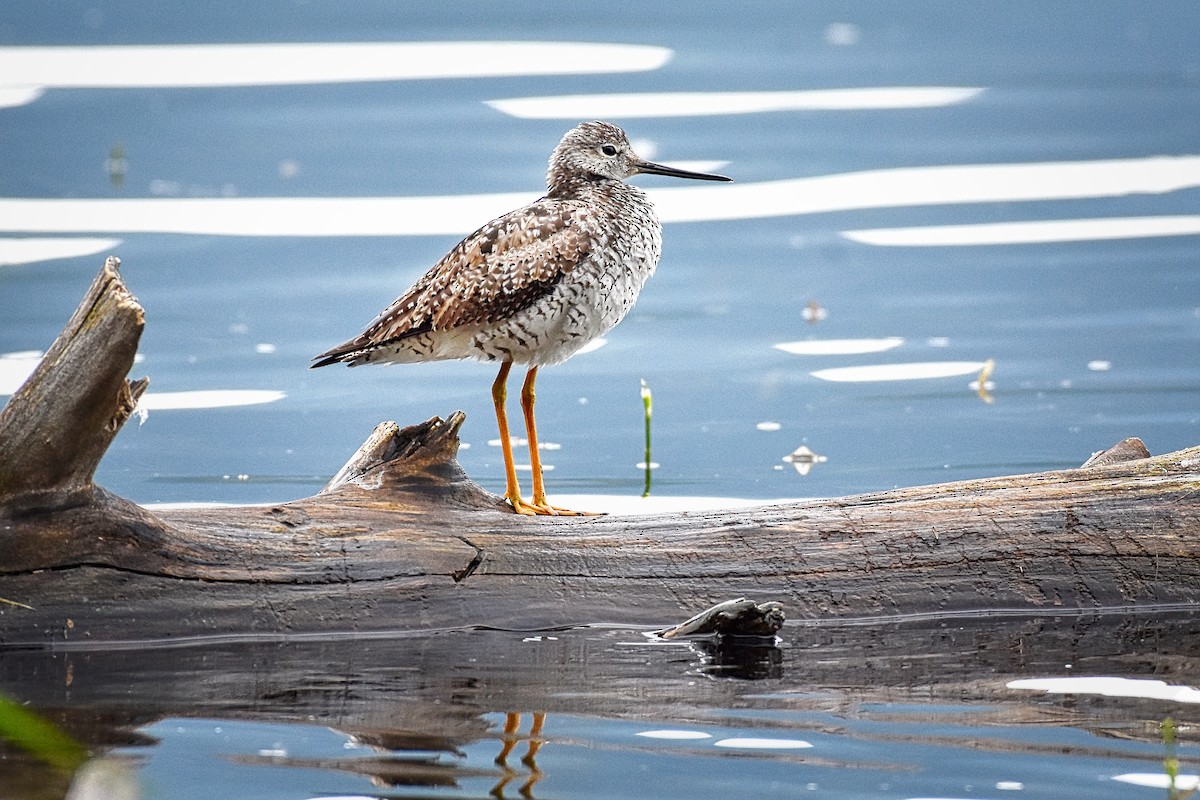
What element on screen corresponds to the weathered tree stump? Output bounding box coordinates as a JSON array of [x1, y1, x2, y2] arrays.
[[1, 258, 1198, 646], [0, 258, 149, 516]]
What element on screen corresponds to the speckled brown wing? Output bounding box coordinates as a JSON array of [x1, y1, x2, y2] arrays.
[[312, 199, 594, 366]]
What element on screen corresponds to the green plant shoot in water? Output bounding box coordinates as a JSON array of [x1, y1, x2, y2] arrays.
[[0, 692, 87, 773], [640, 379, 652, 498]]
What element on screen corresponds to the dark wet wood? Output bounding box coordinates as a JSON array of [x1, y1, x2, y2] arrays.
[[1, 258, 1199, 646]]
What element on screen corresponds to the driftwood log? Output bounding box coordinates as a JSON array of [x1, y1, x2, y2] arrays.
[[1, 258, 1199, 646]]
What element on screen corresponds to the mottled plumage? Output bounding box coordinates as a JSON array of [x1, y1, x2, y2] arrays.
[[313, 121, 730, 514]]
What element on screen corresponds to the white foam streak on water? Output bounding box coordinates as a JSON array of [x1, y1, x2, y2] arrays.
[[653, 155, 1200, 223], [1007, 676, 1200, 703], [137, 390, 286, 410], [0, 42, 672, 93], [844, 215, 1200, 246], [486, 87, 985, 119], [712, 737, 813, 749], [810, 362, 988, 383], [3, 353, 285, 408], [0, 193, 535, 237], [0, 352, 41, 394], [3, 156, 1196, 238], [0, 237, 123, 266], [636, 730, 713, 740], [774, 337, 904, 356], [1112, 773, 1200, 790], [0, 85, 44, 109]]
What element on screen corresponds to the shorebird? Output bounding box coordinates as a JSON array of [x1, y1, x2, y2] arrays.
[[312, 121, 731, 515]]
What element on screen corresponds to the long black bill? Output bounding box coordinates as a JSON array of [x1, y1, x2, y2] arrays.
[[634, 159, 733, 182]]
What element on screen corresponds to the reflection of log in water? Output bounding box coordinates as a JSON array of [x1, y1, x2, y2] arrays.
[[1, 258, 1198, 645], [3, 613, 1199, 796]]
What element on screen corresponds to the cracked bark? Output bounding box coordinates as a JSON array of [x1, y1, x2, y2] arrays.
[[1, 257, 1199, 646]]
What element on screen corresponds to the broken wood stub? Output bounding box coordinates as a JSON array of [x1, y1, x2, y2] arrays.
[[1081, 437, 1151, 467], [0, 257, 148, 515], [654, 598, 786, 639], [320, 412, 502, 511]]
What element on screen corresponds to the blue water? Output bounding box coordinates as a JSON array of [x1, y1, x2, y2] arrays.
[[119, 710, 1181, 800], [2, 4, 1200, 798]]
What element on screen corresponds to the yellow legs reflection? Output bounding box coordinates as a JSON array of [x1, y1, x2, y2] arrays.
[[492, 711, 546, 799]]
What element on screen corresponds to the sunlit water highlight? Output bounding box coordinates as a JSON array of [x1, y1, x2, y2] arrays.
[[636, 730, 713, 740], [485, 87, 985, 119], [810, 362, 989, 383], [0, 237, 123, 265], [0, 42, 672, 100], [654, 155, 1200, 223], [0, 85, 44, 109], [0, 351, 44, 395], [1, 351, 284, 410], [774, 337, 905, 356], [844, 215, 1200, 247], [1112, 773, 1200, 790], [4, 156, 1195, 237], [712, 737, 814, 749], [137, 390, 286, 411]]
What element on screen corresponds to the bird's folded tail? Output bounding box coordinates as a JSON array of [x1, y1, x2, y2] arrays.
[[311, 340, 367, 369]]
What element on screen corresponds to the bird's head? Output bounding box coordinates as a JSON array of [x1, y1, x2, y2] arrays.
[[547, 121, 731, 193]]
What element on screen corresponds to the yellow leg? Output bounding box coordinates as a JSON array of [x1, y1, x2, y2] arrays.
[[520, 367, 551, 510], [520, 367, 599, 516], [492, 363, 534, 515]]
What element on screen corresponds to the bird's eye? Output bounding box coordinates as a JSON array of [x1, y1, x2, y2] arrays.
[[601, 144, 618, 156]]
